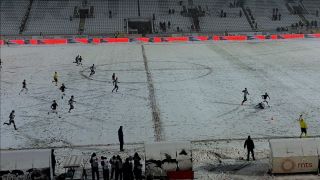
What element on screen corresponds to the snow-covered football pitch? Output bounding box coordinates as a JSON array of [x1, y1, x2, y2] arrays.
[[1, 39, 320, 149]]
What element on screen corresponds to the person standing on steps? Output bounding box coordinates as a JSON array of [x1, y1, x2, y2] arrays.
[[101, 156, 109, 180], [51, 149, 56, 176], [244, 136, 255, 161], [110, 156, 116, 179], [90, 153, 99, 180], [118, 126, 124, 151]]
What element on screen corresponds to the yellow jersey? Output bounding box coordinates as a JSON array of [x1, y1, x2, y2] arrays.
[[299, 119, 307, 129]]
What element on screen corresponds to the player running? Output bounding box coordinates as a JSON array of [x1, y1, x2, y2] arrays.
[[78, 56, 83, 65], [89, 64, 95, 77], [73, 55, 79, 65], [59, 83, 66, 99], [49, 100, 58, 114], [241, 88, 250, 105], [112, 77, 119, 92], [19, 79, 28, 95], [261, 92, 270, 106], [68, 95, 76, 113], [52, 72, 58, 86], [3, 110, 17, 130]]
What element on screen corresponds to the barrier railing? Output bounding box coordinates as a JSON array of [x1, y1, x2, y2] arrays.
[[1, 34, 319, 45]]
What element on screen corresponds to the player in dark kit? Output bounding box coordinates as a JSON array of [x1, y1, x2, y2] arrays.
[[49, 100, 58, 114], [68, 95, 76, 113], [112, 73, 116, 85], [89, 64, 95, 76], [112, 77, 119, 92], [3, 110, 17, 130], [261, 92, 270, 107], [78, 56, 83, 65], [59, 83, 66, 99], [241, 88, 249, 105], [19, 79, 28, 95], [74, 55, 79, 65]]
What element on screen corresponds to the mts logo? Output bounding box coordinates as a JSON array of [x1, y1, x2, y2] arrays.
[[298, 163, 313, 168]]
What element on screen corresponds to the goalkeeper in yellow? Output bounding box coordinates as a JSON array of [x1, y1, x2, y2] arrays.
[[298, 114, 307, 138], [52, 72, 58, 86]]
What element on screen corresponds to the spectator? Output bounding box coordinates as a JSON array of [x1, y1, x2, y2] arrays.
[[90, 153, 99, 180], [244, 136, 255, 161], [122, 158, 133, 180], [133, 153, 142, 179], [278, 13, 281, 21], [109, 10, 112, 18], [110, 156, 116, 179], [118, 126, 124, 151], [168, 21, 171, 29], [51, 149, 56, 176], [115, 155, 123, 180], [239, 10, 242, 17], [101, 156, 109, 180]]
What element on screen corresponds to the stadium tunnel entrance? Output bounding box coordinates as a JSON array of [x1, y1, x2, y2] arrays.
[[79, 9, 89, 18], [128, 18, 152, 35]]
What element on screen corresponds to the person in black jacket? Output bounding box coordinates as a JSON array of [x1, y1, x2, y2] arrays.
[[101, 156, 109, 180], [118, 126, 124, 151], [133, 153, 142, 180], [115, 155, 123, 180], [110, 156, 116, 179], [244, 136, 255, 161], [51, 149, 56, 176], [90, 153, 99, 180], [122, 158, 133, 180]]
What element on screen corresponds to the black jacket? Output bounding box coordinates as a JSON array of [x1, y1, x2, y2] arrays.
[[118, 128, 123, 142], [244, 138, 254, 150]]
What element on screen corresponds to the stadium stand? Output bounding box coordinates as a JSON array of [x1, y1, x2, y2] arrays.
[[0, 0, 314, 36], [0, 0, 30, 35], [196, 0, 252, 33], [243, 0, 301, 32], [23, 0, 79, 35], [301, 0, 320, 21]]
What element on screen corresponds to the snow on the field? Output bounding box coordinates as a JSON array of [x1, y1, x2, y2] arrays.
[[1, 39, 320, 150]]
